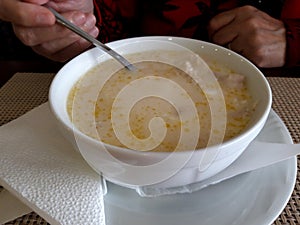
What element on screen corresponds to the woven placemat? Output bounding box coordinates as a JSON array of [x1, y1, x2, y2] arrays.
[[266, 77, 300, 225], [268, 78, 300, 144], [0, 73, 299, 225], [0, 73, 54, 126]]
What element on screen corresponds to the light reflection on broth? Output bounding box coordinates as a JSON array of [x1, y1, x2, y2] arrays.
[[67, 60, 255, 152]]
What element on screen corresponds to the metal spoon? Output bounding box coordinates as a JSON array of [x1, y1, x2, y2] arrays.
[[47, 7, 135, 71]]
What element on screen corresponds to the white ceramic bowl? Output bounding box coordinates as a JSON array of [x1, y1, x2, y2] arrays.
[[49, 36, 272, 189]]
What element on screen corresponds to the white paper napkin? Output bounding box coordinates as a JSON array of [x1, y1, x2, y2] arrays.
[[0, 103, 106, 225], [0, 103, 299, 224]]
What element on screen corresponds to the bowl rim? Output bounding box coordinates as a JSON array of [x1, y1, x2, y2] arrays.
[[49, 36, 272, 158]]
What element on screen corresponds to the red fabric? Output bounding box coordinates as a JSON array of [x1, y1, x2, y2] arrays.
[[93, 0, 129, 42], [93, 0, 300, 67], [281, 0, 300, 19], [281, 0, 300, 66], [93, 0, 238, 40]]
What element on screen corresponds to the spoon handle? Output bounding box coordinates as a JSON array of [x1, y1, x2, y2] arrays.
[[47, 7, 135, 70]]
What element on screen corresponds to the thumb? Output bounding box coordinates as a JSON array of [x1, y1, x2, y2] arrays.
[[22, 0, 49, 5]]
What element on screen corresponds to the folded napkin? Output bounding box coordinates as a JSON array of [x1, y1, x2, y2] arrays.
[[0, 103, 299, 224], [0, 103, 106, 225]]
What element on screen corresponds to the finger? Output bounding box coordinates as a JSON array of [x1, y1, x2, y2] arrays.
[[13, 11, 89, 46], [48, 28, 98, 62], [231, 30, 286, 67], [0, 0, 55, 26], [255, 10, 284, 30], [32, 37, 89, 62], [226, 26, 266, 55], [208, 10, 235, 38], [22, 0, 49, 4], [236, 6, 283, 30], [44, 1, 94, 13], [240, 12, 284, 32], [210, 25, 238, 46], [32, 15, 99, 61], [33, 24, 98, 58], [210, 9, 284, 45]]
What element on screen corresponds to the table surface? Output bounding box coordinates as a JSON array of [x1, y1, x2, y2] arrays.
[[0, 60, 300, 225]]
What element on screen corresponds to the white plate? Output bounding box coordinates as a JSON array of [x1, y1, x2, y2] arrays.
[[103, 110, 297, 225], [0, 110, 296, 225]]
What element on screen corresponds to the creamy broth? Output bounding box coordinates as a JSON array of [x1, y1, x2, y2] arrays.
[[67, 60, 255, 152]]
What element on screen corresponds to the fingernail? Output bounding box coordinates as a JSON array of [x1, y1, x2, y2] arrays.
[[72, 13, 86, 25]]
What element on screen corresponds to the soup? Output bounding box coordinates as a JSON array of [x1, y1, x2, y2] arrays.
[[67, 58, 255, 152]]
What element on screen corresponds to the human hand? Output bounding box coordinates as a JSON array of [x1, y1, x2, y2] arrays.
[[0, 0, 98, 61], [208, 5, 286, 68]]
